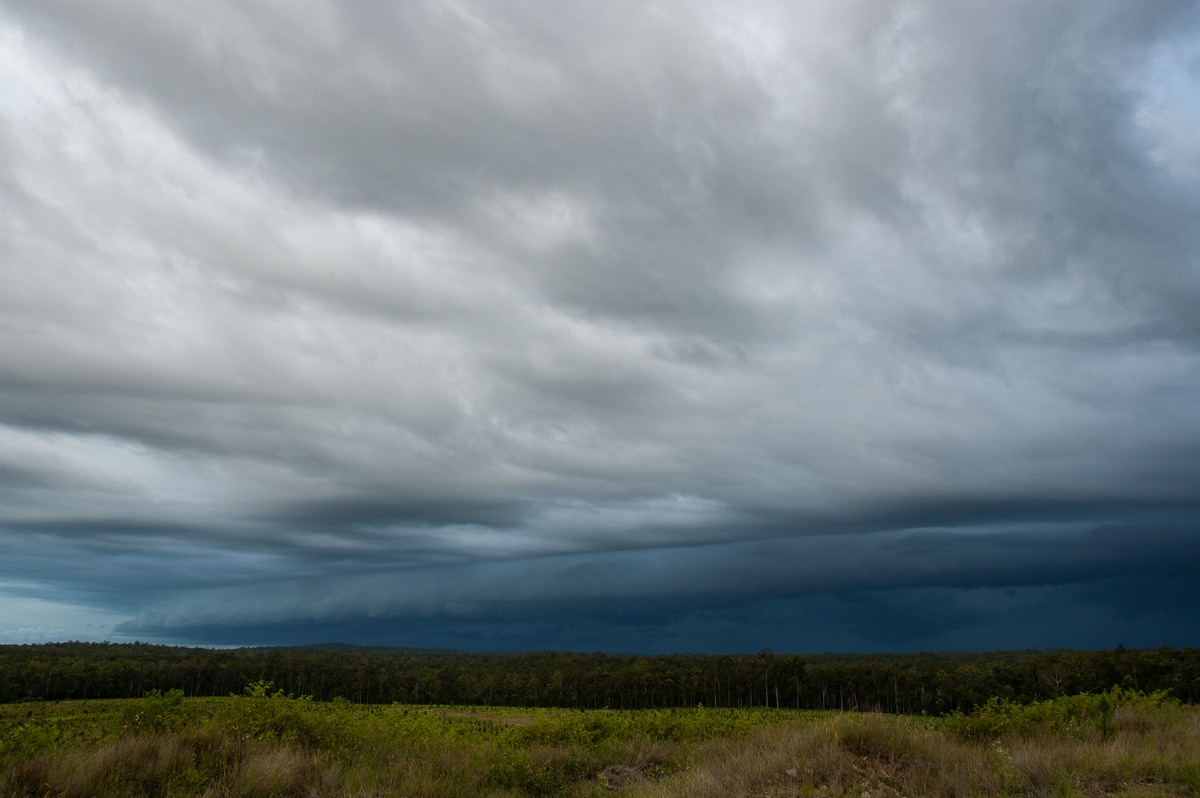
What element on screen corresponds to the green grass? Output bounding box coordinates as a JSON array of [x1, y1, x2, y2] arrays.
[[2, 687, 1198, 797]]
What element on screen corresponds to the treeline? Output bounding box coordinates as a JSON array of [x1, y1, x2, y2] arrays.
[[2, 643, 1197, 714]]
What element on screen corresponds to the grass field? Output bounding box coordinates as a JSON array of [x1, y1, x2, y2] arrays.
[[2, 685, 1198, 797]]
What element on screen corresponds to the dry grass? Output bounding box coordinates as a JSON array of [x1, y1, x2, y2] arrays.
[[5, 735, 194, 797], [625, 714, 1001, 798], [619, 707, 1200, 798]]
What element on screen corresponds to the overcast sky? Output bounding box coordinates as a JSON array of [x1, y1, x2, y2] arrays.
[[2, 0, 1199, 654]]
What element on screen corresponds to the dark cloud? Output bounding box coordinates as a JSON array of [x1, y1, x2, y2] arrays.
[[2, 0, 1199, 651]]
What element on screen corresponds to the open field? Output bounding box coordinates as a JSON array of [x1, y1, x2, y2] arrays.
[[3, 687, 1198, 797]]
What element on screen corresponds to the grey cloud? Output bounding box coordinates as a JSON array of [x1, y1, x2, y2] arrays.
[[2, 0, 1199, 651]]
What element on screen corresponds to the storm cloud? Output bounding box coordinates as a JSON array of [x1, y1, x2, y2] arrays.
[[2, 0, 1199, 652]]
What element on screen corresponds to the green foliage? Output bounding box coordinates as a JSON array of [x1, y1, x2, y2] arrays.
[[946, 686, 1174, 740], [120, 688, 185, 733], [487, 749, 563, 796], [1097, 691, 1112, 740], [218, 680, 339, 748], [1, 717, 62, 760]]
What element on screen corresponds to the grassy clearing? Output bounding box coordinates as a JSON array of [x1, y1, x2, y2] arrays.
[[2, 686, 1197, 797]]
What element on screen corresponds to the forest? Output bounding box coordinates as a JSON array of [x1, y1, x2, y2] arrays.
[[3, 642, 1197, 712]]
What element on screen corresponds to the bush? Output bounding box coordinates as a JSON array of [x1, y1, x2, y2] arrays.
[[120, 688, 185, 734], [219, 681, 338, 749], [946, 687, 1174, 740], [487, 749, 562, 796]]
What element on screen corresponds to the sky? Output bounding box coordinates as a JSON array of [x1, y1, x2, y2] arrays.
[[2, 0, 1200, 654]]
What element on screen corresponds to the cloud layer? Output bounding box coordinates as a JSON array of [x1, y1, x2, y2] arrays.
[[3, 0, 1199, 651]]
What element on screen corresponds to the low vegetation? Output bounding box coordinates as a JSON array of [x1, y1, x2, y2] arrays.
[[3, 683, 1198, 797]]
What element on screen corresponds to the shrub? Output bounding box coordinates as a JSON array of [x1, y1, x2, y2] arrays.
[[487, 749, 562, 796], [219, 681, 338, 749], [120, 688, 185, 734], [946, 687, 1174, 740]]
